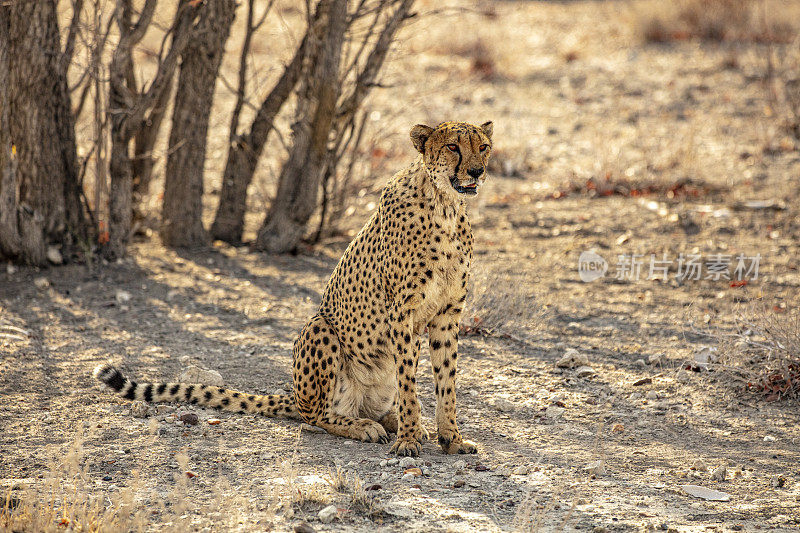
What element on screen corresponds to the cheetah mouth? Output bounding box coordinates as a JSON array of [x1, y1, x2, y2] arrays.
[[451, 177, 479, 195]]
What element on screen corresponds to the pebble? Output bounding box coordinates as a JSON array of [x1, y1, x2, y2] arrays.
[[46, 246, 63, 265], [34, 277, 50, 290], [496, 466, 511, 476], [179, 412, 199, 425], [763, 435, 776, 442], [453, 480, 465, 488], [115, 290, 131, 304], [556, 348, 589, 369], [575, 365, 596, 378], [6, 264, 17, 275], [318, 505, 337, 524], [404, 467, 422, 477], [294, 521, 316, 533], [102, 475, 112, 481], [180, 366, 224, 387], [399, 457, 417, 468], [584, 460, 606, 476], [493, 398, 515, 412], [401, 473, 416, 481], [453, 459, 466, 470], [692, 459, 708, 472], [379, 460, 388, 467], [130, 401, 149, 418], [645, 391, 659, 400], [512, 466, 529, 475], [387, 458, 399, 466], [207, 418, 222, 425], [545, 405, 565, 419], [711, 466, 726, 481]]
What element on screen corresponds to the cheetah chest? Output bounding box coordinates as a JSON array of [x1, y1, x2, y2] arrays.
[[414, 223, 469, 332]]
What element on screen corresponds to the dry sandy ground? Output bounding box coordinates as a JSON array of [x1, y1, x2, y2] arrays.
[[3, 0, 800, 531]]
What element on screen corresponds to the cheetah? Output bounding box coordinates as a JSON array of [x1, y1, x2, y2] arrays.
[[94, 120, 493, 456]]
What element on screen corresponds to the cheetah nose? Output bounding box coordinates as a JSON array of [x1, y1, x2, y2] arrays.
[[467, 167, 484, 179]]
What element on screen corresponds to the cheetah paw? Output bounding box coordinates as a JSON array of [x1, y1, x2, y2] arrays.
[[391, 436, 422, 457], [438, 432, 478, 454], [353, 420, 390, 444]]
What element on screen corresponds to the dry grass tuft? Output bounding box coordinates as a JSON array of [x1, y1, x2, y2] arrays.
[[698, 304, 800, 401], [634, 0, 796, 44], [462, 268, 546, 338]]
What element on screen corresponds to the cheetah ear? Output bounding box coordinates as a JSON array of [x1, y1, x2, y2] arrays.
[[410, 124, 434, 154], [480, 121, 493, 139]]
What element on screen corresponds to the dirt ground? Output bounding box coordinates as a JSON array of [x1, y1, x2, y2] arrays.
[[3, 0, 800, 531]]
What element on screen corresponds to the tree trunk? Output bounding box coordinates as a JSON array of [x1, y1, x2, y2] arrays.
[[161, 0, 236, 248], [105, 0, 198, 259], [253, 0, 347, 253], [210, 13, 317, 245], [132, 72, 174, 226], [0, 0, 88, 265]]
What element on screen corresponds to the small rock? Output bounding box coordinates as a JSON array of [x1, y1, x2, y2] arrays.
[[6, 263, 17, 275], [629, 392, 642, 401], [680, 484, 731, 501], [404, 467, 422, 477], [645, 391, 659, 400], [179, 412, 199, 425], [692, 459, 708, 472], [387, 458, 399, 466], [711, 466, 726, 481], [496, 466, 512, 476], [294, 521, 316, 533], [763, 435, 776, 442], [493, 398, 515, 412], [632, 377, 652, 386], [635, 359, 646, 366], [399, 457, 417, 468], [379, 460, 388, 467], [474, 464, 490, 472], [180, 366, 224, 387], [115, 290, 131, 304], [401, 473, 416, 481], [185, 471, 197, 479], [771, 475, 786, 488], [34, 277, 50, 290], [452, 459, 466, 470], [207, 418, 222, 425], [130, 401, 149, 418], [575, 365, 596, 378], [318, 505, 337, 524], [512, 466, 529, 475], [453, 479, 465, 488], [102, 475, 112, 481], [584, 460, 606, 476], [556, 348, 589, 369], [545, 405, 565, 419], [46, 246, 63, 265]]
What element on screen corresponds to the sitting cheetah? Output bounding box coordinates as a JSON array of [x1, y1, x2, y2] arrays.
[[94, 120, 493, 456]]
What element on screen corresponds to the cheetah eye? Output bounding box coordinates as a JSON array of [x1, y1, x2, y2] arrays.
[[446, 144, 459, 152], [479, 144, 489, 152]]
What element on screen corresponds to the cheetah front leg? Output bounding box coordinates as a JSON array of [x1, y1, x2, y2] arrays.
[[428, 307, 477, 454], [388, 309, 427, 456]]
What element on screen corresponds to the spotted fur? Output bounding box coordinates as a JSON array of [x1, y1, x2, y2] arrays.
[[94, 120, 494, 456]]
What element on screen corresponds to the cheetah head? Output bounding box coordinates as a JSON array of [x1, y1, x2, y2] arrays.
[[410, 121, 493, 198]]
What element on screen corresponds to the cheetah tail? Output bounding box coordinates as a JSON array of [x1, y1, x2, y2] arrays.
[[92, 363, 301, 420]]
